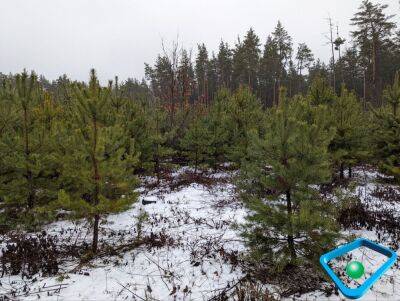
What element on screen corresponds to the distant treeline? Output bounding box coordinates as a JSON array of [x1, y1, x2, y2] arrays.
[[143, 0, 399, 108], [1, 1, 399, 110]]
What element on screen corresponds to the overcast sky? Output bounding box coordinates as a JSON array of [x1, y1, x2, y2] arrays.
[[0, 0, 399, 83]]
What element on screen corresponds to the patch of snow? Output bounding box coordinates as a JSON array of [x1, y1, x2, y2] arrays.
[[0, 171, 249, 300], [2, 166, 400, 300]]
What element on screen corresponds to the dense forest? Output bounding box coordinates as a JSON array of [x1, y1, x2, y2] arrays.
[[2, 0, 400, 300]]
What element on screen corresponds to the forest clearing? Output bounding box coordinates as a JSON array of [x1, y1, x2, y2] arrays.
[[2, 0, 400, 300]]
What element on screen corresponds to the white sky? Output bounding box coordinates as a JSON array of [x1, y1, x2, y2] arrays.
[[0, 0, 398, 83]]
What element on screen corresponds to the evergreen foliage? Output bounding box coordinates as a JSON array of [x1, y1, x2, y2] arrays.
[[239, 89, 338, 267], [216, 41, 233, 89], [371, 74, 400, 182], [329, 86, 367, 179], [383, 71, 400, 116], [371, 109, 400, 182], [351, 0, 396, 105], [45, 70, 139, 253], [0, 72, 61, 228], [181, 117, 212, 172], [232, 28, 261, 91], [308, 77, 336, 106], [225, 87, 265, 165], [204, 89, 231, 168], [2, 0, 400, 281]]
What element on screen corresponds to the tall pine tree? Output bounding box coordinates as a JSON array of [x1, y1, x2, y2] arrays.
[[351, 0, 396, 105], [232, 28, 261, 91], [216, 41, 233, 90]]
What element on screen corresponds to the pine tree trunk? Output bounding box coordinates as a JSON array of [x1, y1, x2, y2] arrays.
[[23, 107, 35, 209], [212, 144, 218, 172], [348, 166, 352, 179], [154, 144, 160, 185], [372, 37, 382, 106], [91, 117, 101, 253], [363, 69, 367, 108], [275, 79, 280, 106], [155, 156, 160, 185], [340, 163, 344, 179], [298, 65, 303, 94], [286, 190, 296, 262], [170, 76, 176, 126], [92, 214, 100, 253], [194, 150, 198, 174], [27, 181, 34, 209], [330, 32, 336, 93]]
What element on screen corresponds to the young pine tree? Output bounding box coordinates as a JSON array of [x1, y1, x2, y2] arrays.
[[225, 87, 265, 165], [46, 70, 139, 253], [371, 110, 400, 182], [149, 103, 175, 182], [0, 80, 15, 188], [181, 117, 212, 173], [240, 89, 338, 268], [308, 76, 336, 106], [0, 72, 61, 228], [0, 80, 14, 139], [121, 99, 153, 172], [329, 86, 366, 179], [122, 99, 175, 180], [383, 71, 400, 117], [204, 89, 231, 169], [370, 74, 400, 182]]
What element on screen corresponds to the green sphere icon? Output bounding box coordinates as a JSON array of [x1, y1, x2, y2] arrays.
[[346, 261, 365, 279]]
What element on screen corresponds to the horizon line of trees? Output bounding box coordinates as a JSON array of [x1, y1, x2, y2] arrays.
[[144, 0, 399, 111], [2, 1, 398, 112]]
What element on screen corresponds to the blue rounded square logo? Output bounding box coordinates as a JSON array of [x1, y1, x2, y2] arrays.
[[320, 238, 397, 299]]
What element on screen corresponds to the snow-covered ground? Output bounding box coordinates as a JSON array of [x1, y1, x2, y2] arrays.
[[0, 170, 249, 300], [1, 166, 400, 300]]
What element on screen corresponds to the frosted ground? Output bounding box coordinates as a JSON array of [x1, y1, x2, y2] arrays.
[[0, 167, 400, 300]]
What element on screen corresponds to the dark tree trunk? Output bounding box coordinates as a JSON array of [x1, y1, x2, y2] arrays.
[[372, 38, 383, 106], [27, 184, 34, 209], [340, 163, 344, 179], [155, 160, 160, 185], [348, 166, 352, 179], [275, 78, 280, 106], [91, 117, 101, 253], [23, 107, 35, 209], [194, 150, 198, 174], [92, 214, 100, 253], [155, 147, 160, 185], [286, 190, 296, 262]]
